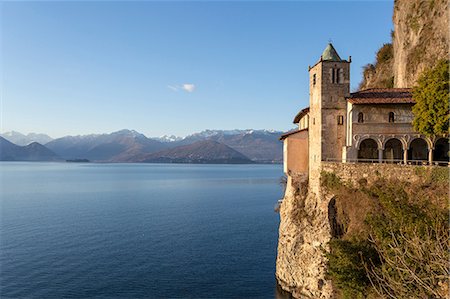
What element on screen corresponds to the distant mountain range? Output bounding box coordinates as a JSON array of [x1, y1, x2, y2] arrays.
[[0, 131, 53, 146], [0, 137, 61, 161], [0, 129, 284, 164], [45, 130, 168, 162], [136, 140, 254, 164]]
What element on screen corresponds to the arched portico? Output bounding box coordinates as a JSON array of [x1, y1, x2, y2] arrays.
[[408, 138, 428, 163], [350, 134, 446, 165], [383, 138, 403, 163], [358, 138, 379, 162], [433, 138, 449, 164]]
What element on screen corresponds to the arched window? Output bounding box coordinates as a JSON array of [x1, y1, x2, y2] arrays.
[[358, 112, 364, 123], [330, 68, 342, 84], [388, 112, 395, 123]]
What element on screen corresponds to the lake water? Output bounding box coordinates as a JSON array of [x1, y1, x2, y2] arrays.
[[0, 163, 284, 298]]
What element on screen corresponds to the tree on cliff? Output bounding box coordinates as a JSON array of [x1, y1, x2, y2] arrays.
[[412, 59, 449, 137]]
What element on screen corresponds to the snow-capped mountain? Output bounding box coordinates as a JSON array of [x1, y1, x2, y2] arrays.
[[183, 129, 278, 140], [152, 135, 184, 143], [167, 129, 284, 163], [1, 131, 54, 146], [5, 129, 284, 163]]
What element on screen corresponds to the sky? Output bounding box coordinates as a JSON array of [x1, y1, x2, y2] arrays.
[[1, 0, 394, 138]]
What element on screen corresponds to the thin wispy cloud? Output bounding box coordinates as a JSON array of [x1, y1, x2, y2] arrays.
[[167, 83, 196, 93], [167, 85, 179, 92]]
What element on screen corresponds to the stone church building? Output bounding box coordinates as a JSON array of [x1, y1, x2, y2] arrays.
[[281, 43, 449, 181]]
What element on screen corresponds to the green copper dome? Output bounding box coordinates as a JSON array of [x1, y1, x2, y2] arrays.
[[321, 43, 342, 61]]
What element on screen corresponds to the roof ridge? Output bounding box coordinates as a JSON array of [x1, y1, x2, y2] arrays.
[[355, 87, 412, 92]]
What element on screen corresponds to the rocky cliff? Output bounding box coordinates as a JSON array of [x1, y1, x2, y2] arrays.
[[276, 174, 334, 299], [276, 163, 449, 298], [359, 0, 448, 89]]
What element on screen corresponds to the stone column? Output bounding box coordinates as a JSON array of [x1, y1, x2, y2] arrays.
[[378, 149, 383, 163], [403, 149, 408, 164], [428, 148, 433, 164]]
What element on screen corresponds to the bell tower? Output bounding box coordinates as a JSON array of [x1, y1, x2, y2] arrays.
[[308, 43, 351, 192]]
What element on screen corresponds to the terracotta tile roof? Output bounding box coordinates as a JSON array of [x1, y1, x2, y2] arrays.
[[293, 107, 310, 124], [348, 88, 414, 104], [279, 128, 308, 140]]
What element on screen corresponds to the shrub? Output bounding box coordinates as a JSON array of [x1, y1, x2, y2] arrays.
[[365, 184, 449, 299], [430, 167, 449, 184], [376, 44, 393, 65], [412, 59, 449, 137], [326, 177, 449, 298], [321, 171, 342, 190], [326, 239, 379, 299]]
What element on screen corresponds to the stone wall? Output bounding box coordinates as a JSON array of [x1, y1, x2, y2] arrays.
[[351, 103, 414, 126], [308, 60, 323, 194], [321, 161, 437, 186]]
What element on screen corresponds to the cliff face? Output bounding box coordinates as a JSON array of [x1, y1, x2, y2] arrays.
[[393, 0, 449, 88], [276, 174, 334, 299], [359, 0, 448, 89]]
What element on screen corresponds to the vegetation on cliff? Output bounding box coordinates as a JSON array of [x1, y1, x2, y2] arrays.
[[359, 43, 394, 90], [359, 0, 448, 90], [321, 168, 449, 299], [412, 59, 449, 137]]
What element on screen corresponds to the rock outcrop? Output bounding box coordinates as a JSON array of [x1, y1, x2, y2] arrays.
[[393, 0, 449, 88], [276, 174, 334, 298], [359, 0, 448, 90]]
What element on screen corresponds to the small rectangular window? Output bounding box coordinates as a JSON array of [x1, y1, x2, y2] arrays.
[[389, 112, 395, 123], [313, 74, 316, 85], [337, 115, 344, 125], [358, 112, 364, 123]]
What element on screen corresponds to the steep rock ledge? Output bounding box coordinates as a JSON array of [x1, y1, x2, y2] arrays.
[[276, 174, 334, 299], [359, 0, 448, 90], [393, 0, 448, 88]]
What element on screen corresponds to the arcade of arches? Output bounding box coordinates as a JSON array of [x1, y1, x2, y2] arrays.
[[357, 137, 449, 164]]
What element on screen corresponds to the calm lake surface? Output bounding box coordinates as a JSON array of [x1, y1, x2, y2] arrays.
[[0, 163, 284, 298]]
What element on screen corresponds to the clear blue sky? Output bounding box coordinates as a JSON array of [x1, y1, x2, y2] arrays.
[[1, 0, 394, 138]]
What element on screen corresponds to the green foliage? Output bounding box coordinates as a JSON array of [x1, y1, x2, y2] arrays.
[[326, 178, 449, 298], [412, 59, 449, 136], [413, 166, 428, 178], [320, 171, 342, 189], [365, 182, 449, 298], [326, 239, 379, 299], [376, 43, 393, 65], [430, 167, 449, 184]]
